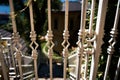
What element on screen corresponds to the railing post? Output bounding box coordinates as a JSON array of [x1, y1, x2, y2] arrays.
[[0, 35, 9, 80], [61, 0, 70, 80], [104, 0, 120, 80], [10, 37, 17, 74], [89, 0, 108, 80], [46, 0, 54, 80], [88, 0, 95, 35], [83, 0, 96, 79], [9, 0, 23, 79], [114, 57, 120, 80], [76, 0, 87, 79], [29, 0, 39, 80]]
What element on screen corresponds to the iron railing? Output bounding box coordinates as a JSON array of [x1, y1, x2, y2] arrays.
[[0, 0, 120, 80]]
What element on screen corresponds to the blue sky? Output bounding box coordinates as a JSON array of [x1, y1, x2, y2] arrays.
[[0, 5, 10, 14]]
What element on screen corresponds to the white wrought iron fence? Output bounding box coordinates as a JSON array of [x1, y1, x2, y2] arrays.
[[0, 0, 120, 80]]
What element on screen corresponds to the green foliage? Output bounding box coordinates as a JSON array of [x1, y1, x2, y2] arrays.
[[0, 0, 62, 51], [0, 22, 12, 32], [84, 0, 119, 79], [41, 41, 62, 63], [51, 0, 62, 10], [98, 0, 119, 79]]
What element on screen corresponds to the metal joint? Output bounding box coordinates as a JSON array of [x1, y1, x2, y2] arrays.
[[30, 31, 37, 41]]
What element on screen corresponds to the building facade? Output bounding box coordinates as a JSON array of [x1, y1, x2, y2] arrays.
[[51, 1, 81, 54]]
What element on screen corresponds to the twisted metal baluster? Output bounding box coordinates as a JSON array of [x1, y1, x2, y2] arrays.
[[45, 0, 54, 80], [29, 0, 39, 80], [61, 0, 70, 80], [9, 0, 23, 79], [89, 0, 108, 79], [76, 0, 87, 79], [104, 0, 120, 80]]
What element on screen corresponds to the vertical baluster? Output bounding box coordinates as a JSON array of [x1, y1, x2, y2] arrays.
[[7, 39, 12, 68], [114, 57, 120, 80], [76, 0, 87, 80], [84, 0, 96, 79], [84, 52, 89, 79], [9, 0, 23, 79], [61, 0, 70, 80], [48, 0, 53, 79], [0, 35, 9, 80], [89, 0, 95, 34], [29, 0, 39, 80], [9, 0, 17, 33], [9, 38, 15, 67], [45, 0, 54, 80], [104, 0, 120, 80], [4, 35, 18, 79], [84, 33, 96, 80], [89, 0, 108, 80], [10, 37, 17, 78]]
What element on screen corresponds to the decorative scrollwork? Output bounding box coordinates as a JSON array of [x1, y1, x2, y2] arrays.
[[28, 1, 39, 79], [45, 30, 55, 57], [12, 31, 23, 80], [30, 31, 38, 52], [29, 31, 39, 80], [62, 29, 70, 80], [107, 29, 117, 54], [77, 30, 84, 53], [12, 32, 22, 52], [84, 30, 96, 54], [45, 30, 54, 80], [62, 30, 70, 57]]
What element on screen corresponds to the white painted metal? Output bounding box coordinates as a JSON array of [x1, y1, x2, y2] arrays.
[[29, 0, 39, 80], [1, 37, 12, 67], [83, 0, 96, 79], [114, 57, 120, 80], [89, 0, 108, 80], [76, 0, 88, 80], [68, 50, 77, 78], [45, 0, 55, 80], [1, 0, 119, 80], [61, 0, 70, 80], [9, 0, 23, 79], [0, 35, 9, 80], [68, 53, 77, 59], [84, 53, 89, 80], [1, 37, 17, 79], [104, 0, 120, 80], [9, 0, 17, 33], [89, 0, 96, 34]]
